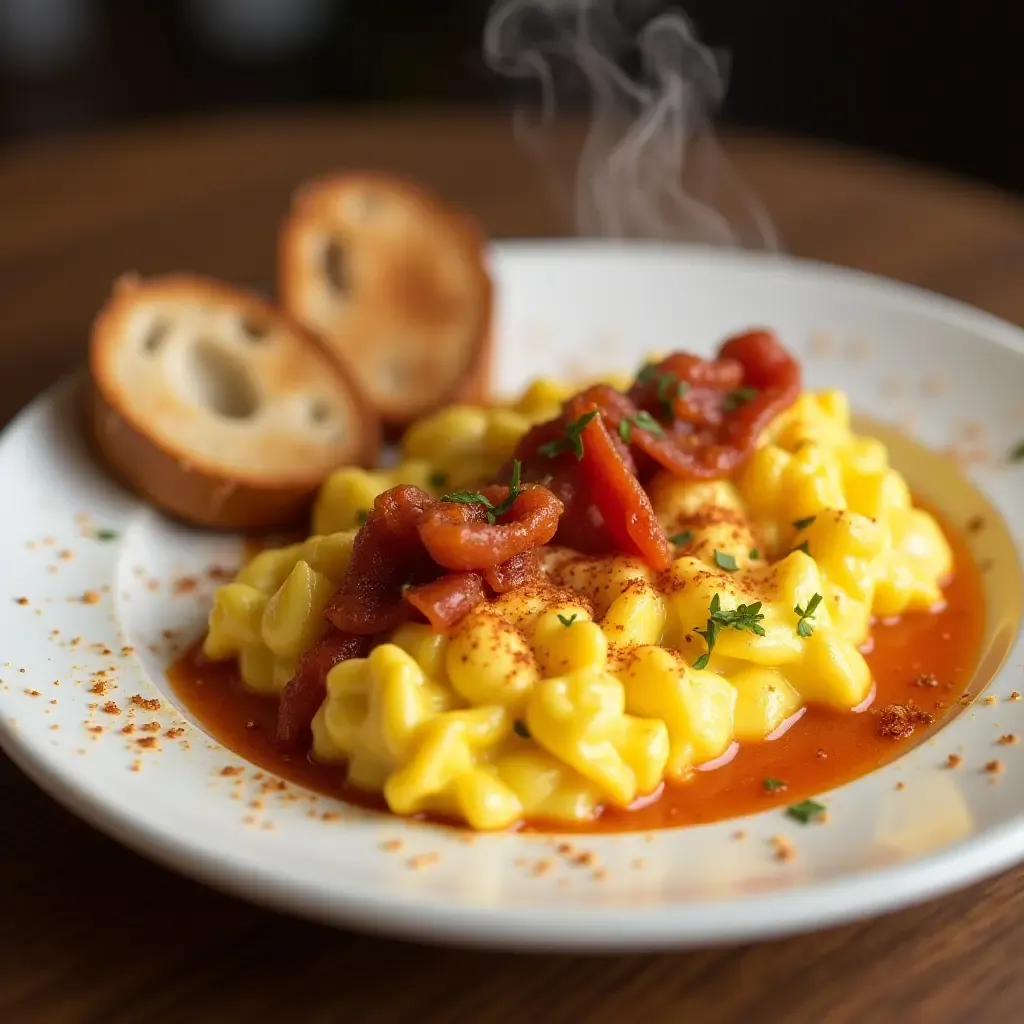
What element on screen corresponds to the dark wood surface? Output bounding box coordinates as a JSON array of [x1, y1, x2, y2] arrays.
[[3, 110, 1024, 1023]]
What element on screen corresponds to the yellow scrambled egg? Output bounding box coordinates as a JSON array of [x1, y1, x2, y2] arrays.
[[203, 379, 953, 830]]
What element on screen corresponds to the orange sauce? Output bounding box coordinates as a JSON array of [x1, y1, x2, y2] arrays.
[[168, 512, 986, 833]]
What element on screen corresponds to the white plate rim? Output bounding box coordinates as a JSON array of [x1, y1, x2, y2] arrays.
[[2, 239, 1024, 952]]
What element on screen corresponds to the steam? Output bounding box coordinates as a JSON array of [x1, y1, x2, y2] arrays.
[[483, 0, 779, 250]]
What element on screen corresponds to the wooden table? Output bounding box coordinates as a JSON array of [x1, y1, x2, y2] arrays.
[[3, 110, 1024, 1023]]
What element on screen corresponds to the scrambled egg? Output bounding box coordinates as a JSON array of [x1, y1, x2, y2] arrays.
[[204, 381, 954, 830]]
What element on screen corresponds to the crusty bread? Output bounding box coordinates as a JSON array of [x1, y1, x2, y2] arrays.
[[278, 172, 494, 431], [89, 273, 381, 530]]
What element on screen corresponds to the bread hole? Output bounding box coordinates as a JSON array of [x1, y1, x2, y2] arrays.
[[240, 314, 270, 342], [322, 239, 347, 296], [309, 398, 331, 425], [141, 319, 170, 354], [187, 339, 261, 420]]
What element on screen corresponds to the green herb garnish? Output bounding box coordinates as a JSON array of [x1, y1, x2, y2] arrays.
[[793, 515, 816, 531], [693, 594, 766, 670], [723, 386, 759, 412], [538, 411, 598, 461], [749, 548, 760, 560], [713, 549, 738, 572], [794, 593, 823, 638], [619, 410, 666, 445], [356, 510, 369, 526], [428, 470, 448, 489], [669, 530, 694, 547], [557, 613, 578, 627], [490, 459, 523, 519], [440, 490, 493, 509], [1010, 441, 1024, 462], [637, 362, 688, 415], [763, 777, 787, 792], [95, 529, 119, 542], [631, 410, 665, 436], [442, 460, 522, 524], [657, 374, 688, 415], [786, 799, 826, 824], [513, 719, 531, 739]]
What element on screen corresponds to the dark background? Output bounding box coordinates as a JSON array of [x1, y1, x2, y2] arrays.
[[0, 0, 1021, 193]]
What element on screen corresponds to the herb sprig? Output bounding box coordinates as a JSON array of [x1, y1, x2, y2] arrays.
[[723, 386, 759, 412], [694, 594, 766, 670], [713, 549, 739, 572], [669, 530, 694, 547], [440, 460, 522, 524], [786, 799, 826, 824], [557, 613, 578, 627], [539, 411, 598, 461], [618, 410, 666, 444], [794, 593, 823, 638], [637, 362, 690, 415]]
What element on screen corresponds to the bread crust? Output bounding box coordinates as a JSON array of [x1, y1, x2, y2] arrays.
[[278, 172, 493, 430], [88, 272, 381, 530]]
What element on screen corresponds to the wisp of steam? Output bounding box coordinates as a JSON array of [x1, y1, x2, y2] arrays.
[[483, 0, 779, 250]]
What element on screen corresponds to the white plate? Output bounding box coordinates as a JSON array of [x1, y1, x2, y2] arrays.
[[4, 241, 1024, 953]]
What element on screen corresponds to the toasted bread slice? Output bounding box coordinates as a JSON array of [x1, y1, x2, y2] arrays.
[[278, 173, 493, 431], [89, 273, 381, 530]]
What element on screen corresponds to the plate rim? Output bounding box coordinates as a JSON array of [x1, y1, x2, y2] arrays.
[[4, 240, 1024, 951]]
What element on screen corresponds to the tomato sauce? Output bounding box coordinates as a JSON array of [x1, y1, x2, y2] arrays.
[[167, 510, 986, 834]]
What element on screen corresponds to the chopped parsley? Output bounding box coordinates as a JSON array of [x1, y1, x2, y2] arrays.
[[1010, 440, 1024, 463], [693, 594, 766, 670], [440, 489, 493, 509], [794, 593, 823, 638], [557, 612, 578, 627], [762, 776, 787, 792], [440, 461, 522, 523], [619, 410, 665, 444], [792, 515, 816, 531], [790, 540, 810, 556], [786, 798, 826, 824], [95, 529, 119, 542], [428, 470, 448, 489], [637, 362, 689, 415], [658, 375, 687, 414], [713, 549, 739, 572], [513, 719, 531, 739], [723, 386, 759, 412], [632, 410, 665, 436], [489, 459, 523, 520], [749, 548, 760, 560], [538, 410, 598, 461], [669, 530, 694, 547]]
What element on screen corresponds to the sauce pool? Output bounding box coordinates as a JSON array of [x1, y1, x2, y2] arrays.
[[168, 510, 985, 833]]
